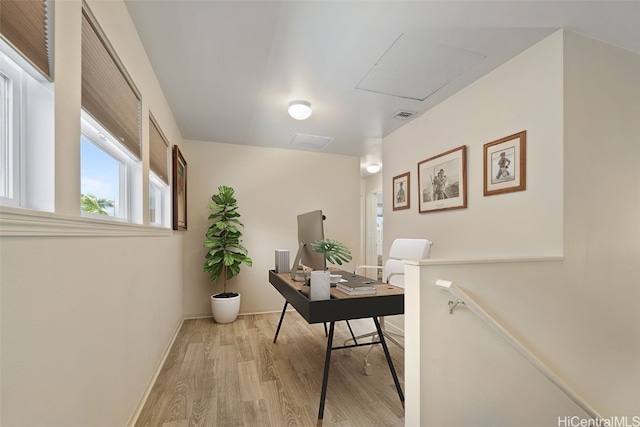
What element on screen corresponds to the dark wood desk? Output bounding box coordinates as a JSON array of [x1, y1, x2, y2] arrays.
[[268, 270, 404, 426]]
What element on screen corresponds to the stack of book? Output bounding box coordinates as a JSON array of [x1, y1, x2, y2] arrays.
[[336, 281, 377, 295]]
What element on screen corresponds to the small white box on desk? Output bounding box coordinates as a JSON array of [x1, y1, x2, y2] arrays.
[[275, 249, 290, 273]]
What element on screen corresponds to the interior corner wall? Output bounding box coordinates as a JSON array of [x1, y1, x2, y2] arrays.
[[181, 140, 361, 317], [380, 30, 564, 344], [1, 1, 185, 426], [387, 29, 640, 425], [561, 31, 640, 416], [382, 31, 564, 259]]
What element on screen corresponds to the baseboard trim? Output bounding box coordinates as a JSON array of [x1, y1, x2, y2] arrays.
[[183, 309, 292, 320], [126, 318, 185, 427]]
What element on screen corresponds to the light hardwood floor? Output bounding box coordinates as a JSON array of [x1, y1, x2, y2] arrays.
[[135, 311, 405, 427]]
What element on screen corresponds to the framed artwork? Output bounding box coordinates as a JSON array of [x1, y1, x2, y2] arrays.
[[392, 172, 410, 211], [172, 145, 187, 230], [483, 131, 526, 196], [418, 145, 467, 213]]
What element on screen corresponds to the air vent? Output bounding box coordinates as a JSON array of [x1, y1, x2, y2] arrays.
[[288, 133, 335, 151], [393, 110, 416, 120]]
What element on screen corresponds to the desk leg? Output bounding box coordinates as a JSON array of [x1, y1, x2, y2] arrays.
[[373, 317, 405, 408], [317, 321, 335, 426], [345, 320, 357, 344], [273, 301, 289, 343]]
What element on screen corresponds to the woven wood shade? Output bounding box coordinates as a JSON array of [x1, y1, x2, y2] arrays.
[[0, 0, 51, 79], [81, 6, 141, 159], [149, 114, 169, 184]]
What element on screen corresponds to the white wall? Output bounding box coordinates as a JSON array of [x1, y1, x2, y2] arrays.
[[1, 1, 185, 426], [1, 235, 183, 426], [561, 30, 640, 416], [381, 30, 564, 344], [181, 140, 361, 316], [383, 32, 564, 260], [394, 30, 640, 425], [407, 259, 594, 426]]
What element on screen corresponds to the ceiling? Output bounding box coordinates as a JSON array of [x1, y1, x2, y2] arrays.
[[124, 1, 640, 176]]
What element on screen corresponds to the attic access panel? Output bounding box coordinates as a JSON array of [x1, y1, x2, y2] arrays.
[[356, 33, 486, 101]]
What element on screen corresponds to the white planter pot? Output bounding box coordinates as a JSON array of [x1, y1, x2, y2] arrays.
[[210, 293, 241, 323]]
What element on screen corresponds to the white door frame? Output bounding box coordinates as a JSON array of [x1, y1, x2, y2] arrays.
[[365, 190, 382, 271]]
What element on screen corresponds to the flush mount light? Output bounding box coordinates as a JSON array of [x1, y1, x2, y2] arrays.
[[366, 164, 381, 174], [288, 100, 312, 120]]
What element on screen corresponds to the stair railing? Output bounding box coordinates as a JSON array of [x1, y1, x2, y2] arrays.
[[435, 279, 604, 422]]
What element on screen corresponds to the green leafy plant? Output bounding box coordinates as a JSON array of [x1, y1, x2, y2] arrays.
[[203, 186, 253, 296], [310, 238, 352, 268], [81, 193, 114, 215]]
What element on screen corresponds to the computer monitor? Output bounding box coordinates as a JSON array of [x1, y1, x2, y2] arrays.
[[290, 209, 326, 280]]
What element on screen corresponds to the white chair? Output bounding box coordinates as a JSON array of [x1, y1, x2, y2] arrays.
[[346, 238, 432, 374]]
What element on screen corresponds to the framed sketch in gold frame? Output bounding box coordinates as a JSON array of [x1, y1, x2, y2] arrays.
[[392, 172, 410, 211], [418, 145, 467, 213], [483, 131, 526, 196], [172, 145, 187, 230]]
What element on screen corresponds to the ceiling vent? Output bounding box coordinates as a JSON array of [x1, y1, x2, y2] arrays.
[[288, 133, 335, 151], [393, 110, 416, 120]]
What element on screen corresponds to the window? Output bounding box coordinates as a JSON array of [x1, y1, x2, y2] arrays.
[[81, 5, 141, 159], [148, 113, 170, 227], [0, 0, 54, 211], [0, 57, 19, 205], [0, 0, 52, 80], [81, 137, 120, 217], [0, 45, 54, 211], [81, 112, 141, 220], [81, 3, 142, 223], [149, 174, 167, 226], [1, 1, 170, 236]]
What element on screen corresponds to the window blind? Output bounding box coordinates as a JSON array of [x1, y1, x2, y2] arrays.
[[0, 0, 52, 79], [149, 113, 169, 184], [81, 5, 141, 159]]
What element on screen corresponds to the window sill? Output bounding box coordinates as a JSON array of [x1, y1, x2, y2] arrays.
[[0, 206, 173, 237]]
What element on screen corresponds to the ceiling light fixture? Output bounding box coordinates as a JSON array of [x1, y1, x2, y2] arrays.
[[288, 100, 312, 120], [366, 164, 381, 174]]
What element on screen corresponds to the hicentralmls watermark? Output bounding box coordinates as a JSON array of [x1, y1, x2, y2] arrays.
[[558, 416, 640, 427]]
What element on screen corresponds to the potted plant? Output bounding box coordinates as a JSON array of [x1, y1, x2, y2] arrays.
[[307, 238, 352, 300], [311, 238, 352, 267], [203, 185, 253, 323]]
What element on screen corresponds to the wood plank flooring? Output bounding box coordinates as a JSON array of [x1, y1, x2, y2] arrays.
[[135, 311, 404, 427]]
